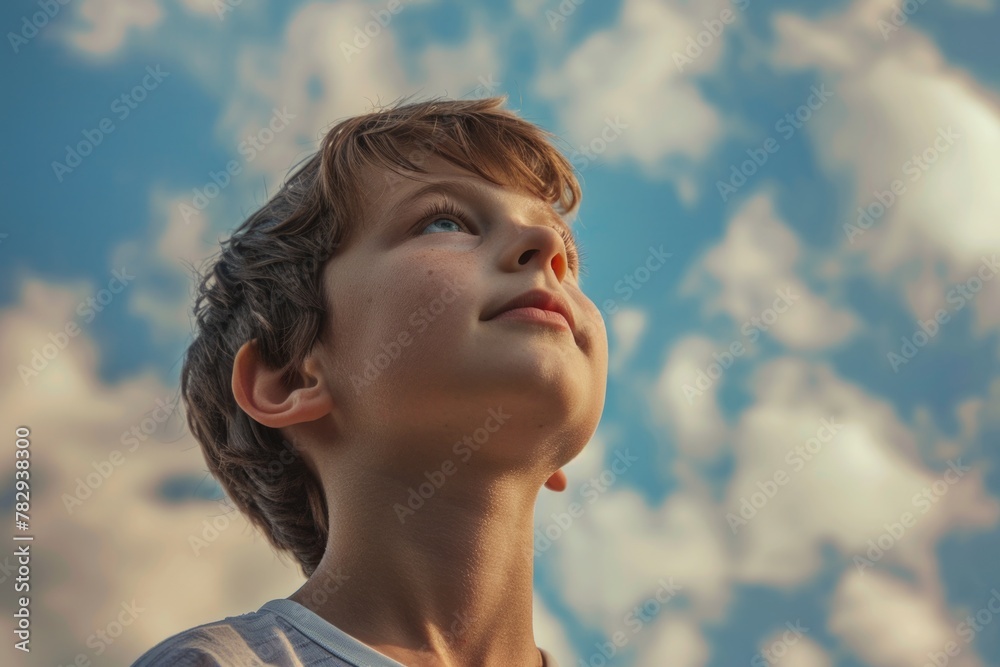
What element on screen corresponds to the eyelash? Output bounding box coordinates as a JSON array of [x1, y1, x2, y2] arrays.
[[414, 200, 589, 277]]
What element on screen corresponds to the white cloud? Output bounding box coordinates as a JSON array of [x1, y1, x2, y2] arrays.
[[416, 10, 504, 98], [609, 307, 647, 374], [533, 593, 578, 666], [215, 1, 503, 198], [829, 570, 981, 667], [113, 190, 216, 345], [514, 0, 549, 19], [548, 488, 732, 631], [65, 0, 163, 56], [215, 1, 408, 191], [771, 0, 1000, 333], [636, 615, 709, 667], [654, 335, 730, 467], [726, 357, 999, 588], [680, 191, 860, 351], [179, 0, 224, 17], [534, 0, 729, 182], [769, 637, 833, 667]]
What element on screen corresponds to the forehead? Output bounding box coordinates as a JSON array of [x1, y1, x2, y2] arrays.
[[361, 155, 573, 236]]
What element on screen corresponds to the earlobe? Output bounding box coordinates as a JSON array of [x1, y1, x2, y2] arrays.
[[231, 339, 333, 428], [544, 469, 567, 492]]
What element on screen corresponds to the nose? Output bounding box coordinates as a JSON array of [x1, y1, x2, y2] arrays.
[[508, 222, 570, 283]]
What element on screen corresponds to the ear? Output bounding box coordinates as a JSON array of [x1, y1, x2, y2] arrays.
[[231, 339, 333, 428], [544, 469, 567, 492]]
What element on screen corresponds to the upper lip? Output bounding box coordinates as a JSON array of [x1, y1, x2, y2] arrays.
[[484, 288, 576, 332]]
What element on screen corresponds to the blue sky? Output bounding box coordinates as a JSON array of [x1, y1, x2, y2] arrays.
[[3, 0, 1000, 665]]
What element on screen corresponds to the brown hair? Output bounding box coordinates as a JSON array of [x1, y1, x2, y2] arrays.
[[180, 94, 583, 578]]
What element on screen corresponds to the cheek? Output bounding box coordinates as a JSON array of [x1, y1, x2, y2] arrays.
[[581, 299, 610, 375], [346, 254, 477, 350], [387, 253, 474, 316], [578, 293, 609, 341]]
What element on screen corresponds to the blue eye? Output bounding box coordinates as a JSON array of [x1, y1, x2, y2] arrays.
[[422, 218, 464, 234], [416, 200, 472, 235]]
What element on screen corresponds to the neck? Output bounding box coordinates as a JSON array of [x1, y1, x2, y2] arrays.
[[289, 469, 545, 667]]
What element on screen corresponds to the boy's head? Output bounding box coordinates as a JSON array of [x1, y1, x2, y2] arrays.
[[180, 95, 608, 579]]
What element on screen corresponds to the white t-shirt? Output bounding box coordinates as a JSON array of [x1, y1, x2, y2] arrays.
[[130, 598, 560, 666]]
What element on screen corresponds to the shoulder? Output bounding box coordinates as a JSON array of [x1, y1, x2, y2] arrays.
[[129, 612, 282, 667], [130, 642, 224, 667]]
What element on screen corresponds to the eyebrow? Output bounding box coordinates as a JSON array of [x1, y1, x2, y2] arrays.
[[382, 178, 576, 240]]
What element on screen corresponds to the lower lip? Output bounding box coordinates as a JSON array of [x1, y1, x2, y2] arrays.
[[492, 307, 571, 330]]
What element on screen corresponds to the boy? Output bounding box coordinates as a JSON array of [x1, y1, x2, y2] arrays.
[[131, 95, 608, 666]]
